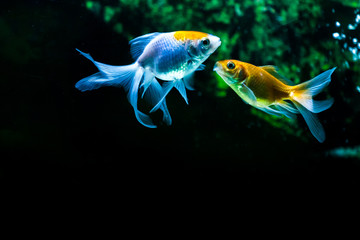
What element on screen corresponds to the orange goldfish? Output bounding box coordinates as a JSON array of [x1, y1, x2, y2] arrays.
[[213, 60, 336, 142]]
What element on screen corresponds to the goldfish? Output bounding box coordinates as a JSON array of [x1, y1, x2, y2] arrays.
[[76, 31, 221, 128], [213, 60, 336, 142]]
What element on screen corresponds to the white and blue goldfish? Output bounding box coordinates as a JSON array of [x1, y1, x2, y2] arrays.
[[76, 31, 221, 128]]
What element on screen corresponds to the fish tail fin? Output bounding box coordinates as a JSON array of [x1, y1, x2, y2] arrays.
[[293, 101, 326, 143], [290, 67, 336, 113], [75, 49, 156, 128], [289, 67, 336, 142], [75, 49, 138, 92]]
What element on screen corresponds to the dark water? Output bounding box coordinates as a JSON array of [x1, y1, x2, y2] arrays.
[[2, 0, 360, 193]]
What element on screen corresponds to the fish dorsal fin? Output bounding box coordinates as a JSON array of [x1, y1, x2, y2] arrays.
[[129, 32, 162, 60], [260, 65, 295, 86]]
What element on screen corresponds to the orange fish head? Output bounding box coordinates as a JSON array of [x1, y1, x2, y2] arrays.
[[213, 60, 247, 84]]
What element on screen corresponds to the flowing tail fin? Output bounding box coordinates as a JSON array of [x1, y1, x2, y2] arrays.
[[289, 67, 336, 142], [75, 49, 156, 128], [75, 49, 137, 92]]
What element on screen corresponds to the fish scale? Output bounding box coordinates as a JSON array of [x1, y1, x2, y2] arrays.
[[246, 70, 275, 104], [244, 65, 288, 104], [155, 35, 189, 80]]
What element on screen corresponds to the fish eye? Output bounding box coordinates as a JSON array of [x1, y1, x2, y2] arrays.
[[201, 38, 210, 46], [227, 61, 235, 70]]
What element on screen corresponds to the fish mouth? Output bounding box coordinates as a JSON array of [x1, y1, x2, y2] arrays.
[[209, 35, 221, 50], [213, 62, 232, 81], [213, 62, 221, 72], [215, 39, 221, 49], [214, 39, 221, 50], [213, 63, 227, 81]]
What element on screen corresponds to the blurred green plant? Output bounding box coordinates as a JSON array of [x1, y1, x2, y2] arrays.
[[83, 0, 359, 140], [335, 0, 360, 8]]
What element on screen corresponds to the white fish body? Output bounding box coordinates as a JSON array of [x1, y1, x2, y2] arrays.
[[75, 31, 221, 127]]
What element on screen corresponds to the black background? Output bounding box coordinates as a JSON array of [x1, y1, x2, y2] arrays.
[[2, 1, 360, 195]]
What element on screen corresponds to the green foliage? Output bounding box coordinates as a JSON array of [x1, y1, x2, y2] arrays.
[[334, 0, 360, 8]]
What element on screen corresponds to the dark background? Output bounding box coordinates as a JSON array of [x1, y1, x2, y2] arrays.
[[2, 0, 360, 193]]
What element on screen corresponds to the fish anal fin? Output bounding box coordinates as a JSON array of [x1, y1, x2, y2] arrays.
[[275, 101, 298, 119], [260, 106, 282, 117], [260, 65, 295, 86], [150, 81, 175, 113], [174, 79, 188, 104]]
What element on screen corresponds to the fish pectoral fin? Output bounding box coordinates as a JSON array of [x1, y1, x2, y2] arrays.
[[238, 83, 257, 104], [196, 64, 206, 71], [183, 72, 195, 90], [182, 64, 205, 91], [129, 32, 162, 60]]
